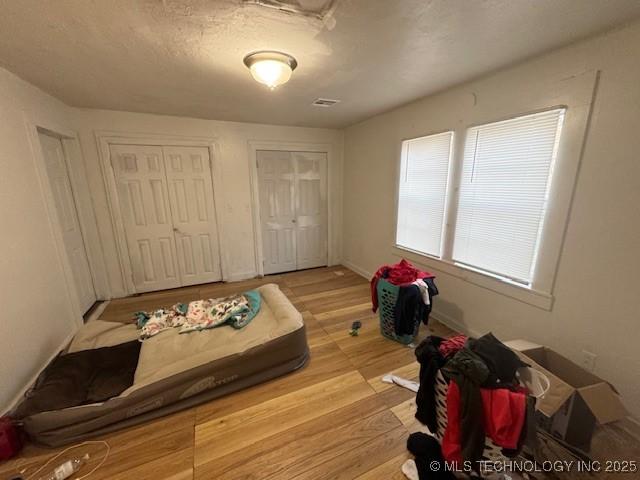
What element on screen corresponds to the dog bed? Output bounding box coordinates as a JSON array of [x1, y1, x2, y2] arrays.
[[17, 283, 308, 447]]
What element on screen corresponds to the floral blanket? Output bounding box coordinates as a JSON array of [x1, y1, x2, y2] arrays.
[[133, 290, 261, 339]]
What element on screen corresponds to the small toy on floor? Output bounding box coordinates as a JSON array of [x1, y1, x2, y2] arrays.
[[348, 321, 362, 336]]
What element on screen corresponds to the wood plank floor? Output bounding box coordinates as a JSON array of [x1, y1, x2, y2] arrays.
[[1, 266, 452, 480], [3, 266, 639, 479]]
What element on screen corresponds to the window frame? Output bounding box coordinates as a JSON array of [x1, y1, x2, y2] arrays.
[[392, 68, 597, 311]]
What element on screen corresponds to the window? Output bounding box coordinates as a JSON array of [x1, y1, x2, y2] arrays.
[[395, 108, 566, 292], [396, 131, 453, 257], [452, 109, 565, 284]]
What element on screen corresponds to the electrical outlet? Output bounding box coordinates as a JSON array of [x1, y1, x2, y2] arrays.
[[582, 350, 597, 372]]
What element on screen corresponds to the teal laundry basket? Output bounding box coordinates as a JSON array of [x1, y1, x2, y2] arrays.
[[377, 278, 421, 345]]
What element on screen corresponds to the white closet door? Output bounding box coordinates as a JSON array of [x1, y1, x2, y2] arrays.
[[294, 152, 328, 270], [257, 150, 297, 274], [39, 132, 96, 313], [111, 144, 181, 293], [163, 146, 222, 286]]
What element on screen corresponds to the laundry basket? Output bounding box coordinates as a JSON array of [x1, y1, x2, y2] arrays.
[[432, 367, 549, 464], [377, 278, 421, 345], [432, 369, 510, 462]]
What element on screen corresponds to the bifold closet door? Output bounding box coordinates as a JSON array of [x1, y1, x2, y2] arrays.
[[111, 145, 182, 293], [257, 150, 328, 274], [257, 150, 297, 274], [163, 146, 222, 286], [39, 132, 97, 313], [111, 144, 222, 293], [294, 152, 328, 270]]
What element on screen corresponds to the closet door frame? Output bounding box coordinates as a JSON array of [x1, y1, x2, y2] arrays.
[[96, 132, 225, 295], [248, 140, 336, 277], [24, 118, 107, 326]]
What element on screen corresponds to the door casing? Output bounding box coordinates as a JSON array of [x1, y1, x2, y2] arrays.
[[248, 141, 336, 277], [97, 132, 225, 296], [39, 131, 97, 312], [25, 120, 106, 326]]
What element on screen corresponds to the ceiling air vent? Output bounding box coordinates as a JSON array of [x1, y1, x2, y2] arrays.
[[312, 98, 340, 107]]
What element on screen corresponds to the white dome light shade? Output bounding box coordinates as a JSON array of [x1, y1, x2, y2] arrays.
[[251, 60, 292, 88], [243, 51, 298, 89]]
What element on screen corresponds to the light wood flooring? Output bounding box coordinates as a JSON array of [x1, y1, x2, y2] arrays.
[[2, 266, 639, 479]]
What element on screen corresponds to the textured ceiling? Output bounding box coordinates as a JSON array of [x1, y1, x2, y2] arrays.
[[1, 0, 639, 128]]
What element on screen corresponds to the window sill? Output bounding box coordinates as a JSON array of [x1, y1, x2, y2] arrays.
[[392, 245, 554, 311]]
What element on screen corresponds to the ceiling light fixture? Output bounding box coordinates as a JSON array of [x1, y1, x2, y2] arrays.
[[243, 51, 298, 90]]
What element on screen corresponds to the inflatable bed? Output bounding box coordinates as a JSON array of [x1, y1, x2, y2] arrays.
[[14, 284, 309, 447]]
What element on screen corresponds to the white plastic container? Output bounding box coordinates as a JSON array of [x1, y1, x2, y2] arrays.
[[40, 453, 90, 480]]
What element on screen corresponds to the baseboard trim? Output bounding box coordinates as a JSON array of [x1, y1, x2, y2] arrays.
[[3, 330, 76, 416], [430, 309, 482, 338], [341, 260, 373, 280], [225, 271, 259, 283], [84, 300, 110, 323]]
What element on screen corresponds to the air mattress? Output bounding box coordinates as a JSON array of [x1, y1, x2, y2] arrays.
[[19, 283, 308, 447]]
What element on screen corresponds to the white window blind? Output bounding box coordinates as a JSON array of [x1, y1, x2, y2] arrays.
[[452, 109, 565, 284], [396, 131, 453, 257]]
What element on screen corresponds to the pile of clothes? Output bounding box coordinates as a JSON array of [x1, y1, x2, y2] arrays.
[[133, 290, 261, 339], [414, 332, 534, 470], [370, 259, 438, 336]]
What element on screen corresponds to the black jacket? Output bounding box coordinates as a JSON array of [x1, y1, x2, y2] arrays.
[[393, 277, 439, 336], [467, 332, 528, 387], [414, 336, 446, 432]]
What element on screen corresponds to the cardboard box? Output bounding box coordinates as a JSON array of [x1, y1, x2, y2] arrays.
[[505, 340, 627, 451]]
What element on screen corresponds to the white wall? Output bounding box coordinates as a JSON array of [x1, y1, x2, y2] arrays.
[[73, 109, 343, 298], [343, 21, 640, 418], [0, 68, 80, 412]]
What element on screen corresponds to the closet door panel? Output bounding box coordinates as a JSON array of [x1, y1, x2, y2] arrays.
[[163, 146, 222, 286], [111, 144, 181, 292], [257, 150, 297, 274], [294, 152, 328, 270]]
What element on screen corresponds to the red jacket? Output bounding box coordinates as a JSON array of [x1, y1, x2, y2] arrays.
[[441, 381, 526, 463]]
